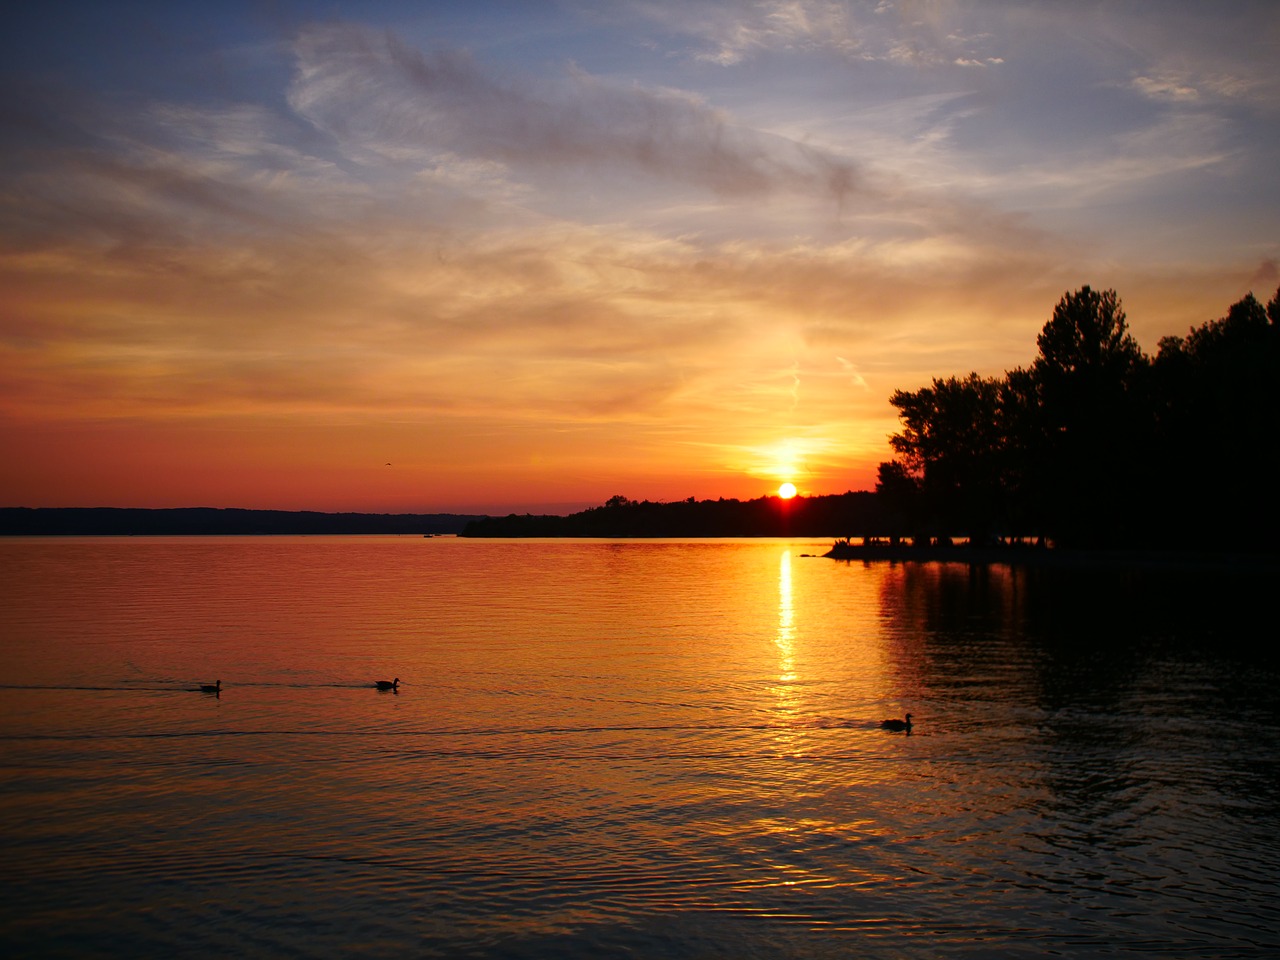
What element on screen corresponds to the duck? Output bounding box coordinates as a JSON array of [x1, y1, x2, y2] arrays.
[[199, 680, 221, 694], [880, 712, 912, 732], [374, 677, 400, 691]]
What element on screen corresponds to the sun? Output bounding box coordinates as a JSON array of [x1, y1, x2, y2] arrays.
[[777, 482, 797, 499]]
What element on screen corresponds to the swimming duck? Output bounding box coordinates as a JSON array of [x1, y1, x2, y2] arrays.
[[880, 713, 912, 732], [375, 678, 399, 691], [199, 680, 221, 694]]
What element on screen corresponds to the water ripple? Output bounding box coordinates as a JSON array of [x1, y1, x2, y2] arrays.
[[3, 538, 1279, 958]]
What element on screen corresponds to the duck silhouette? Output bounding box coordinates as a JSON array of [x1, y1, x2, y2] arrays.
[[374, 678, 399, 691], [199, 680, 221, 694], [880, 712, 912, 733]]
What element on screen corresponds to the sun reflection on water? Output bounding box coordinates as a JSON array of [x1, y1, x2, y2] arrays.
[[769, 548, 803, 758], [775, 549, 795, 685]]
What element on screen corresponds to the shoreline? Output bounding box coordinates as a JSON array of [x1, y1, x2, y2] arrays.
[[821, 541, 1280, 572]]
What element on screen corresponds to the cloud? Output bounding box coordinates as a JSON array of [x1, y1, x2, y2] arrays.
[[1131, 73, 1200, 104], [836, 356, 869, 389], [629, 0, 1005, 68], [0, 86, 362, 261], [685, 0, 865, 65], [1, 20, 1037, 287], [3, 3, 1275, 510], [287, 23, 871, 206], [1250, 258, 1278, 289], [0, 170, 1065, 443]]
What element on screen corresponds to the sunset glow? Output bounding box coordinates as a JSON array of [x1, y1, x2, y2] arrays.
[[778, 483, 798, 500], [1, 2, 1276, 514]]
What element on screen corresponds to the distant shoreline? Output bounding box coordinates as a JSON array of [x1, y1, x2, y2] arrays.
[[821, 540, 1280, 572], [4, 507, 1276, 572], [0, 507, 485, 537]]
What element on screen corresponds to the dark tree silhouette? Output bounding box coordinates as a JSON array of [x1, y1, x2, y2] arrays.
[[874, 460, 918, 542], [888, 373, 1006, 542], [879, 285, 1278, 551], [1031, 286, 1149, 546], [1150, 289, 1280, 546], [1033, 286, 1142, 384], [994, 366, 1046, 540]]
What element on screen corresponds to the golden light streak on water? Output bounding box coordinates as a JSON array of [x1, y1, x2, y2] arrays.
[[767, 547, 804, 768], [776, 548, 796, 685]]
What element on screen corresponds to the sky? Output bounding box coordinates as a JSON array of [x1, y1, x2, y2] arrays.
[[2, 1, 1277, 514]]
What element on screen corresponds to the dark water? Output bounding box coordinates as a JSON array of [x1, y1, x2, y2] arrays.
[[1, 537, 1277, 958]]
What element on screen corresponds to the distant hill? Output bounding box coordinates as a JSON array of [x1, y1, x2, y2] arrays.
[[0, 507, 486, 536]]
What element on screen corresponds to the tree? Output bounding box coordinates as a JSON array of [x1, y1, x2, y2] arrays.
[[1034, 286, 1142, 386], [1030, 287, 1149, 546], [888, 373, 1006, 541], [1184, 290, 1270, 359], [878, 285, 1278, 552], [874, 460, 918, 540], [995, 366, 1047, 538], [1150, 289, 1280, 546]]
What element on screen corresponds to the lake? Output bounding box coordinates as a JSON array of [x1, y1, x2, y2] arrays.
[[2, 536, 1278, 958]]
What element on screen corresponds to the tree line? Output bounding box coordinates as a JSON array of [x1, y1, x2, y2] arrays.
[[461, 491, 891, 538], [877, 285, 1280, 550]]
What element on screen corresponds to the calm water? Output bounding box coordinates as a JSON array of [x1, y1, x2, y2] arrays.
[[1, 536, 1278, 958]]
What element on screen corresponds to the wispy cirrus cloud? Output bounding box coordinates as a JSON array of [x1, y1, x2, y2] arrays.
[[288, 23, 871, 207], [626, 0, 1004, 67]]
